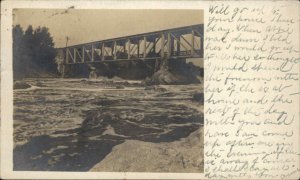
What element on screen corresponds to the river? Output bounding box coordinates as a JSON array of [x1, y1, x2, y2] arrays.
[[13, 78, 204, 171]]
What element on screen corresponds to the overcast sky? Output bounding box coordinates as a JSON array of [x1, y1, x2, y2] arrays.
[[13, 9, 203, 48]]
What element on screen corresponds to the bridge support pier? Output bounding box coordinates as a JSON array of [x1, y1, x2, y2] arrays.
[[61, 64, 65, 78], [89, 66, 97, 79], [154, 59, 160, 72], [154, 57, 170, 73]]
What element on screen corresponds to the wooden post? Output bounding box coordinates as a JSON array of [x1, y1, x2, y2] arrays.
[[137, 40, 140, 57], [66, 48, 69, 64], [167, 32, 171, 58], [143, 36, 147, 58], [153, 38, 156, 54], [101, 43, 105, 61], [154, 58, 160, 72], [177, 36, 181, 55], [170, 35, 174, 56], [161, 33, 165, 58], [62, 64, 65, 78], [113, 41, 117, 60], [123, 43, 126, 54], [127, 39, 131, 60], [91, 44, 94, 62], [82, 46, 85, 63], [191, 30, 195, 56], [73, 48, 76, 63]]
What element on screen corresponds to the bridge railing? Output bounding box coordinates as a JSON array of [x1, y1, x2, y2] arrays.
[[62, 24, 203, 64]]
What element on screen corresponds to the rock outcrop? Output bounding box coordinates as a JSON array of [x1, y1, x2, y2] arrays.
[[90, 127, 204, 172]]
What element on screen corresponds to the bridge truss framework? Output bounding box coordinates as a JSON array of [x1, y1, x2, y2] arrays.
[[60, 24, 204, 64]]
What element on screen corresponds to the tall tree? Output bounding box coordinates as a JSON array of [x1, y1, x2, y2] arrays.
[[13, 25, 57, 78], [32, 26, 56, 72], [13, 25, 27, 77]]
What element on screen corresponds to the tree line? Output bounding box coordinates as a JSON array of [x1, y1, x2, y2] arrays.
[[13, 25, 57, 79]]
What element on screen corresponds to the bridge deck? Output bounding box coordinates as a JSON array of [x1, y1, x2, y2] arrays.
[[59, 24, 204, 64]]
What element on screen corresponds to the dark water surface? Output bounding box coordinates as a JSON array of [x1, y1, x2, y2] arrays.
[[13, 78, 204, 171]]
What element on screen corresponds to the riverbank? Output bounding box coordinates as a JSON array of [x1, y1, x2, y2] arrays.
[[91, 127, 204, 172]]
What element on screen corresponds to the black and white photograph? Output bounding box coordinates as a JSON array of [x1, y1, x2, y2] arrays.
[[12, 9, 204, 172], [2, 1, 300, 180]]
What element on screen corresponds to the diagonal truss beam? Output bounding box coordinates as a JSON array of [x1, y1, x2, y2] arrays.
[[170, 33, 189, 51], [193, 29, 203, 38], [63, 24, 203, 64], [148, 38, 159, 54]]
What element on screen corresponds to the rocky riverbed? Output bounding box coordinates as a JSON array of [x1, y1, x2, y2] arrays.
[[13, 78, 204, 172]]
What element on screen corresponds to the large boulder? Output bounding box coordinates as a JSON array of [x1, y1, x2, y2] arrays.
[[143, 58, 202, 85], [90, 127, 204, 172], [144, 68, 200, 85]]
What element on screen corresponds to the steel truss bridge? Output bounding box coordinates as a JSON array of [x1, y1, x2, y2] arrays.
[[61, 24, 203, 64]]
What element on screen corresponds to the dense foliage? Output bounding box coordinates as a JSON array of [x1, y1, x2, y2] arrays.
[[13, 25, 57, 78]]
